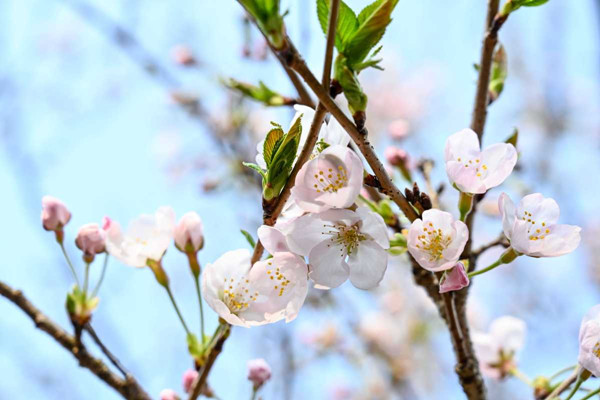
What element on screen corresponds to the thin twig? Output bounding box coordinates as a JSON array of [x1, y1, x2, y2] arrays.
[[0, 281, 151, 400], [84, 323, 130, 378], [545, 370, 578, 399], [471, 235, 509, 261]]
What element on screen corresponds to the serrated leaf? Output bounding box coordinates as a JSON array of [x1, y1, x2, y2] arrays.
[[242, 162, 267, 180], [240, 229, 256, 248], [224, 78, 288, 106], [316, 0, 358, 51], [345, 0, 398, 67], [263, 127, 284, 166]]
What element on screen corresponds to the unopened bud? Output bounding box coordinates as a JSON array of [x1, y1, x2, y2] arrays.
[[174, 212, 204, 253], [420, 193, 432, 210], [182, 369, 199, 394], [439, 263, 470, 293], [159, 389, 180, 400], [41, 196, 71, 233], [75, 223, 106, 263], [247, 358, 271, 389], [171, 45, 196, 66]]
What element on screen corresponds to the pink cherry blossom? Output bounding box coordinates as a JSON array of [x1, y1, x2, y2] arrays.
[[499, 192, 581, 257], [105, 206, 175, 267], [174, 211, 204, 253], [247, 358, 272, 387], [159, 389, 180, 400], [41, 195, 71, 231], [387, 118, 410, 140], [439, 262, 470, 293], [445, 129, 517, 194], [171, 44, 196, 66], [472, 316, 526, 379], [407, 209, 469, 272], [286, 207, 389, 289], [202, 249, 308, 327], [578, 305, 600, 376], [291, 145, 364, 213], [75, 223, 106, 261], [182, 369, 199, 393], [384, 146, 409, 167]]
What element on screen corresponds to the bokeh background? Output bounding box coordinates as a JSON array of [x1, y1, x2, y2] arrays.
[[1, 0, 599, 399]]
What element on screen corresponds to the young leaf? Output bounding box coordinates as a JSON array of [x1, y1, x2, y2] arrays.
[[240, 229, 256, 248], [263, 127, 284, 167], [242, 162, 267, 181], [316, 0, 358, 51], [224, 78, 289, 106], [345, 0, 398, 67], [336, 61, 367, 114], [488, 45, 507, 103]]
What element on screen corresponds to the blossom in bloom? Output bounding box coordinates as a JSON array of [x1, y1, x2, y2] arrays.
[[182, 369, 199, 393], [75, 223, 106, 262], [499, 193, 581, 257], [41, 195, 71, 231], [472, 316, 526, 379], [105, 207, 175, 267], [202, 249, 308, 327], [444, 128, 517, 194], [286, 207, 390, 289], [291, 145, 364, 213], [439, 262, 470, 293], [159, 389, 180, 400], [407, 209, 469, 272], [247, 358, 272, 388], [578, 305, 600, 376], [255, 105, 350, 169], [174, 212, 204, 253]]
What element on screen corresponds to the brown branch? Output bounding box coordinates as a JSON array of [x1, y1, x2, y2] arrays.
[[250, 0, 340, 264], [0, 281, 151, 400], [84, 323, 130, 378], [545, 370, 578, 399], [471, 235, 509, 261], [188, 324, 231, 400]]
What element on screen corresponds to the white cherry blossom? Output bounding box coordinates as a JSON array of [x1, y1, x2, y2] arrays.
[[472, 316, 526, 379], [407, 209, 469, 272], [291, 145, 364, 213], [286, 207, 390, 290], [499, 192, 581, 257], [578, 305, 600, 376], [202, 249, 308, 327], [104, 206, 175, 267], [445, 128, 517, 194]]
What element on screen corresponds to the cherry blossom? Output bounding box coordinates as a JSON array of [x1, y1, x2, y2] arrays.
[[578, 305, 600, 376], [286, 207, 390, 289], [247, 358, 272, 388], [201, 249, 308, 327], [499, 192, 581, 257], [444, 128, 517, 194], [291, 145, 364, 213], [104, 206, 175, 267], [41, 195, 71, 231], [439, 262, 470, 293], [472, 316, 526, 379], [159, 389, 180, 400], [407, 209, 469, 272], [75, 223, 106, 262], [174, 211, 204, 253], [255, 105, 350, 169], [182, 369, 198, 393]]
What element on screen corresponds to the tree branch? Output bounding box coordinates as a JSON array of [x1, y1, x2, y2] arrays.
[[0, 281, 151, 400]]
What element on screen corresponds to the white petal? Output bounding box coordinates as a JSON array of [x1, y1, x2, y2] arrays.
[[347, 241, 388, 289], [480, 143, 517, 189], [517, 193, 560, 226], [529, 224, 581, 257], [356, 206, 389, 249], [286, 213, 327, 256], [444, 129, 481, 162], [498, 193, 516, 241], [308, 241, 350, 289], [472, 332, 500, 365], [323, 116, 350, 147], [446, 160, 487, 194], [257, 225, 290, 255], [489, 316, 526, 356]]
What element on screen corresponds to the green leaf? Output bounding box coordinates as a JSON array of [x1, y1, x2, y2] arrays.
[[505, 128, 518, 147], [502, 0, 549, 15], [242, 162, 267, 181], [344, 0, 398, 67], [316, 0, 358, 51], [240, 229, 256, 248], [224, 78, 289, 106], [240, 0, 285, 48], [263, 127, 284, 166], [335, 57, 367, 114], [488, 45, 507, 103]]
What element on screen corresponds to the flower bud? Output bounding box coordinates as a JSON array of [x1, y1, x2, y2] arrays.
[[439, 262, 470, 293], [159, 389, 180, 400], [41, 196, 71, 232], [171, 45, 196, 66], [182, 369, 199, 394], [247, 358, 271, 388], [75, 223, 106, 263], [384, 147, 409, 167], [174, 212, 204, 253], [388, 118, 410, 140]]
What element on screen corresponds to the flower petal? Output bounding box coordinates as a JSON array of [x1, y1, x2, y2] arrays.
[[308, 241, 350, 289], [480, 143, 517, 189], [347, 241, 388, 289]]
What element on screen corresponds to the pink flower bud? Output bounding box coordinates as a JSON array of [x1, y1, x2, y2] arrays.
[[182, 369, 199, 394], [439, 262, 470, 293], [174, 212, 204, 253], [384, 147, 409, 167], [159, 389, 180, 400], [171, 45, 196, 66], [247, 358, 271, 388], [388, 119, 410, 140], [75, 223, 106, 262], [41, 195, 71, 231]]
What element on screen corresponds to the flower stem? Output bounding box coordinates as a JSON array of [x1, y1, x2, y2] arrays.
[[194, 275, 206, 340], [550, 365, 577, 382], [458, 192, 474, 222], [509, 367, 533, 387], [164, 285, 191, 336], [564, 376, 585, 400], [83, 262, 90, 295], [60, 243, 81, 288], [250, 387, 258, 400], [579, 387, 600, 400], [467, 247, 519, 278], [91, 254, 109, 297]]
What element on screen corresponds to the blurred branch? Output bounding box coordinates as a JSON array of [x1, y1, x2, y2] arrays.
[[0, 281, 151, 400], [84, 323, 130, 378], [472, 235, 509, 261]]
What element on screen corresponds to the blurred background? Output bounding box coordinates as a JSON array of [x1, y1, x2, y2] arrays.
[[1, 0, 599, 399]]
